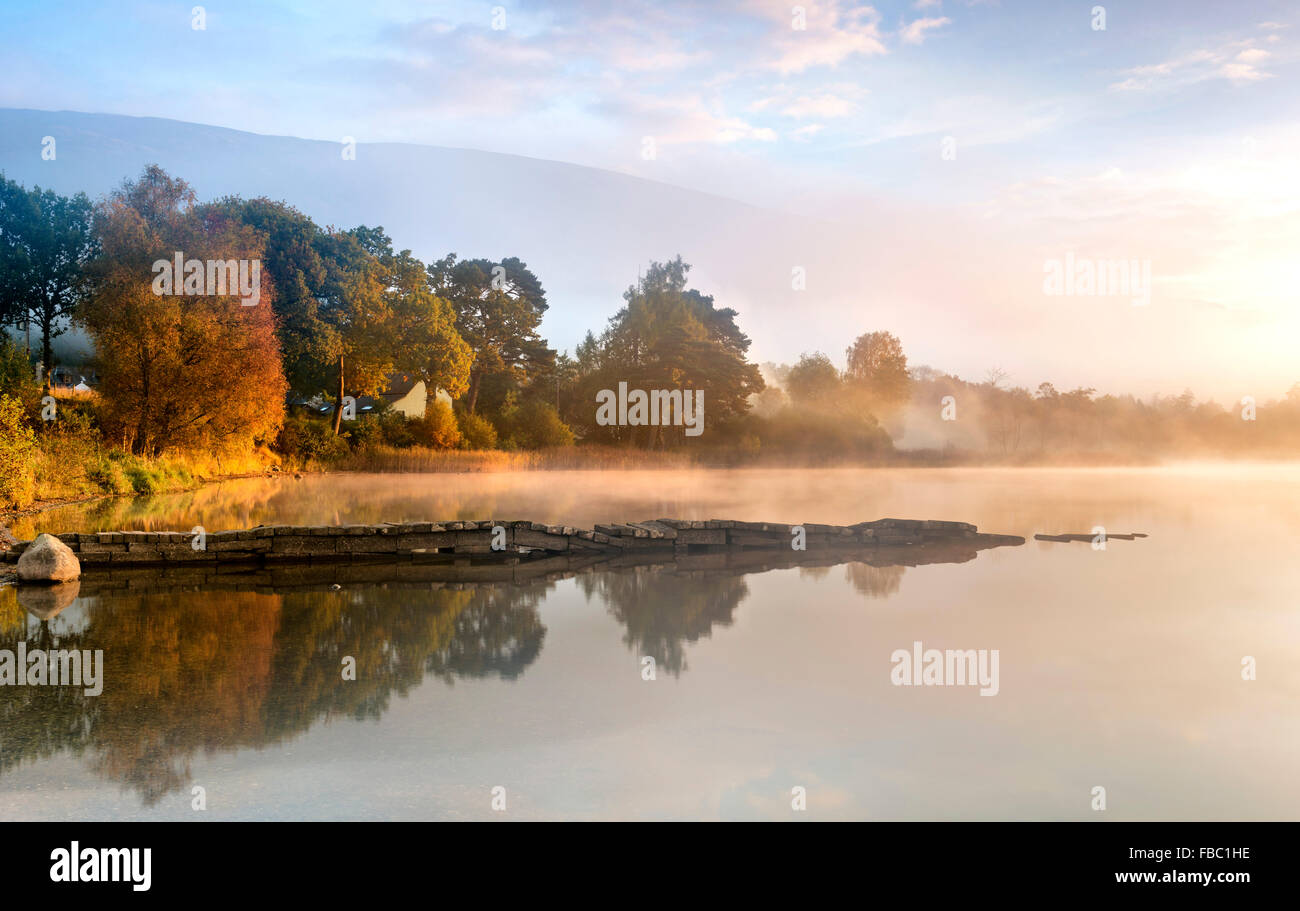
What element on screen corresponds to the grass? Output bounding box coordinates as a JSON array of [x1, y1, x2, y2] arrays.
[[334, 444, 695, 472], [25, 439, 278, 508]]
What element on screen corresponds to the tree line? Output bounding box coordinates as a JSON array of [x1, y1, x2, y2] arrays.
[[4, 163, 1288, 512], [11, 166, 906, 473]]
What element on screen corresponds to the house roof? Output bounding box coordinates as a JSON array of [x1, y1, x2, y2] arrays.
[[379, 373, 423, 401]]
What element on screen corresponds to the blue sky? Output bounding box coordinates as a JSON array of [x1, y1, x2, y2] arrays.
[[2, 0, 1298, 398], [3, 1, 1295, 206]]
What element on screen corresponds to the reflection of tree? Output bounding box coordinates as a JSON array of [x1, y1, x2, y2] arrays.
[[578, 568, 748, 677], [798, 566, 831, 580], [844, 563, 905, 599], [426, 586, 547, 683], [0, 581, 547, 805], [0, 586, 24, 635]]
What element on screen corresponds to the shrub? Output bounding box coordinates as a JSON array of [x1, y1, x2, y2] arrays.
[[455, 406, 498, 450], [0, 337, 40, 415], [500, 400, 575, 449], [277, 413, 350, 466], [88, 457, 133, 496], [756, 406, 892, 460], [377, 410, 413, 448], [124, 463, 164, 495], [0, 394, 37, 509], [410, 399, 462, 449], [31, 405, 102, 500]]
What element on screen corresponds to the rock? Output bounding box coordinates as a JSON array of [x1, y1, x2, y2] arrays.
[[18, 580, 81, 617], [16, 534, 82, 583]]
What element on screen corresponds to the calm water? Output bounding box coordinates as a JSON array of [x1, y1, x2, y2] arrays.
[[2, 466, 1298, 820]]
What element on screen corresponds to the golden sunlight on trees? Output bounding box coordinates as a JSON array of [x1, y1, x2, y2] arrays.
[[845, 330, 910, 414], [0, 393, 36, 508], [81, 166, 287, 456]]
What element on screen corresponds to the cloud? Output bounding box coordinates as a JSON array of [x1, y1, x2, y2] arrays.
[[750, 83, 866, 119], [1110, 41, 1276, 91], [1217, 62, 1270, 82], [899, 16, 952, 45], [598, 93, 779, 146], [758, 1, 888, 74], [789, 123, 825, 140]]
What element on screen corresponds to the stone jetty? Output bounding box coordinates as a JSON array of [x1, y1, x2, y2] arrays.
[[1, 517, 1024, 575]]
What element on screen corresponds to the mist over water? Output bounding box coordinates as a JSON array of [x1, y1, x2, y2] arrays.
[[14, 463, 1300, 540]]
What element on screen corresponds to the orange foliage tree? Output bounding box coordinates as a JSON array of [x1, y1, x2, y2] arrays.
[[81, 166, 286, 456]]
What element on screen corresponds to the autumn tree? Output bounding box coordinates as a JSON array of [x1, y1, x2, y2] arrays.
[[845, 330, 910, 412], [81, 166, 287, 455], [217, 197, 337, 394]]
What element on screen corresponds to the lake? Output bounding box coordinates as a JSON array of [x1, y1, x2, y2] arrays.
[[2, 465, 1298, 820]]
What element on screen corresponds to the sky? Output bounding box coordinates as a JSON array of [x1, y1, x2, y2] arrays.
[[1, 0, 1298, 400]]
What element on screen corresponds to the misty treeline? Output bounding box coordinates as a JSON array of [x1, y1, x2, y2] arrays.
[[900, 369, 1300, 460], [754, 356, 1300, 461]]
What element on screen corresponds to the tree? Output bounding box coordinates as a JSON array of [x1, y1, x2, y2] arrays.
[[845, 330, 910, 411], [81, 166, 287, 455], [371, 239, 472, 408], [0, 176, 97, 375], [0, 175, 33, 332], [305, 228, 472, 435], [573, 257, 764, 446], [428, 254, 553, 413], [217, 197, 337, 394], [785, 352, 841, 406]]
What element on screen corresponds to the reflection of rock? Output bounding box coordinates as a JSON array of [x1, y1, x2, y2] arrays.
[[18, 580, 82, 618], [17, 534, 81, 583]]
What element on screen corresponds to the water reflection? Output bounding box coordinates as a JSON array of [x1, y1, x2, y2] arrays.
[[0, 579, 548, 805], [844, 563, 905, 599], [0, 540, 962, 805], [578, 569, 749, 677]]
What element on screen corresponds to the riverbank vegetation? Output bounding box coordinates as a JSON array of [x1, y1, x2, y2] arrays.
[[2, 165, 1298, 514]]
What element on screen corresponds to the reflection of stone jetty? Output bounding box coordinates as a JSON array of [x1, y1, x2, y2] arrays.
[[2, 517, 1023, 575], [63, 535, 1018, 596]]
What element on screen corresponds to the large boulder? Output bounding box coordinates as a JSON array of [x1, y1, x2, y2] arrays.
[[16, 534, 81, 583]]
